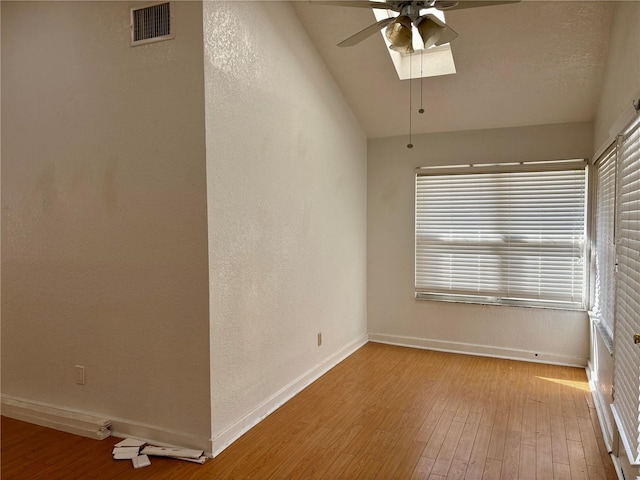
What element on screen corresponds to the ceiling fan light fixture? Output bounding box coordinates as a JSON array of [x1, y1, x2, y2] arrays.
[[417, 14, 459, 49], [386, 15, 414, 54], [416, 17, 442, 49]]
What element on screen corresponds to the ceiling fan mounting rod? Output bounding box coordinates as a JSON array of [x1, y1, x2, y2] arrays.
[[399, 3, 423, 19]]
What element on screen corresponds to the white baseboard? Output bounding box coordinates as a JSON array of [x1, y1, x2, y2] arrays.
[[368, 333, 587, 367], [1, 395, 212, 453], [2, 396, 111, 440], [211, 333, 369, 457], [109, 418, 212, 453]]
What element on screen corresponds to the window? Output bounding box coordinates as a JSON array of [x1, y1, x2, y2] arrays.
[[590, 144, 616, 344], [611, 115, 640, 464], [415, 160, 587, 309]]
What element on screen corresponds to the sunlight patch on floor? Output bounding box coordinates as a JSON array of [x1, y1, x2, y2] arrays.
[[536, 376, 591, 392]]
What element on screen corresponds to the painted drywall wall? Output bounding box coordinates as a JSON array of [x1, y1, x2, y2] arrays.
[[590, 3, 640, 478], [203, 2, 368, 450], [368, 122, 593, 366], [594, 1, 640, 151], [1, 1, 211, 448]]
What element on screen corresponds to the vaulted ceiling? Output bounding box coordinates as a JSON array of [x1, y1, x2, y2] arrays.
[[292, 0, 615, 138]]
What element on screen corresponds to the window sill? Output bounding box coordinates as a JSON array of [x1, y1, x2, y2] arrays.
[[415, 292, 586, 312]]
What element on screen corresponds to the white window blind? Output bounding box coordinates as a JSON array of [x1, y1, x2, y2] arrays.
[[591, 145, 616, 342], [612, 115, 640, 464], [415, 161, 587, 309]]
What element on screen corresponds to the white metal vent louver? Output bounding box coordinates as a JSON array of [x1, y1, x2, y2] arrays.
[[131, 2, 174, 46]]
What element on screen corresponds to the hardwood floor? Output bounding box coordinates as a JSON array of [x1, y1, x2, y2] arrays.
[[1, 343, 617, 479]]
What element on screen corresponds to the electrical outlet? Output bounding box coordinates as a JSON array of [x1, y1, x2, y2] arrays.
[[75, 365, 85, 385], [317, 332, 322, 347]]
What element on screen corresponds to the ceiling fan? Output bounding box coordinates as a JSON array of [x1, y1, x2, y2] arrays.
[[314, 1, 520, 54]]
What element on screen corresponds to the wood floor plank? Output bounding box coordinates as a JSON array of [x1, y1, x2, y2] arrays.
[[482, 458, 502, 480], [416, 396, 448, 444], [550, 414, 570, 465], [431, 420, 465, 476], [563, 399, 583, 443], [587, 465, 608, 480], [519, 443, 536, 480], [320, 451, 354, 479], [577, 416, 604, 468], [537, 397, 552, 438], [486, 409, 509, 461], [411, 456, 436, 479], [424, 410, 456, 459], [536, 434, 554, 480], [521, 397, 537, 447], [567, 439, 589, 480], [453, 411, 482, 463], [391, 441, 427, 480], [464, 425, 492, 480], [0, 343, 618, 480], [447, 458, 468, 480], [340, 452, 371, 480], [373, 427, 418, 479], [553, 462, 572, 480], [356, 459, 383, 479]]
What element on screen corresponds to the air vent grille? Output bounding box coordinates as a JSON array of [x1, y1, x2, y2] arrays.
[[131, 2, 173, 46]]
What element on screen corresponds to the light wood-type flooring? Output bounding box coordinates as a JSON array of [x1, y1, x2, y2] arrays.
[[1, 342, 617, 479]]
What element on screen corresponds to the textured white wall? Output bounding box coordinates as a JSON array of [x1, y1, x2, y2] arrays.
[[1, 2, 211, 447], [594, 1, 640, 151], [368, 122, 593, 366], [203, 1, 367, 447]]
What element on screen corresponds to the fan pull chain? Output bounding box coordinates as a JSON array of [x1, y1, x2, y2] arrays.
[[408, 53, 413, 149], [419, 52, 425, 114]]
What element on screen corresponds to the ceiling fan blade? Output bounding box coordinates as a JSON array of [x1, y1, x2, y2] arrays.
[[416, 14, 458, 48], [433, 0, 520, 11], [312, 1, 401, 12], [338, 17, 395, 47], [434, 23, 458, 45]]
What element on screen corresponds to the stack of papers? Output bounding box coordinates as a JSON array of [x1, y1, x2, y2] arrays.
[[141, 446, 207, 464], [111, 438, 207, 468], [112, 438, 149, 468]]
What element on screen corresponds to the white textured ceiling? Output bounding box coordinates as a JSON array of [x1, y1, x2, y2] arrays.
[[291, 0, 616, 138]]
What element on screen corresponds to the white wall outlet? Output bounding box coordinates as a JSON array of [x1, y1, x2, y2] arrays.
[[317, 332, 322, 347], [75, 365, 85, 385]]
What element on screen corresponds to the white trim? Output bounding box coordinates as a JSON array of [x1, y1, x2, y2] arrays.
[[210, 334, 368, 457], [593, 91, 639, 162], [593, 139, 617, 167], [585, 371, 625, 480], [1, 396, 111, 441], [1, 395, 212, 453], [109, 417, 211, 453], [608, 93, 640, 139], [586, 362, 614, 452], [368, 333, 587, 367], [611, 404, 640, 467]]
